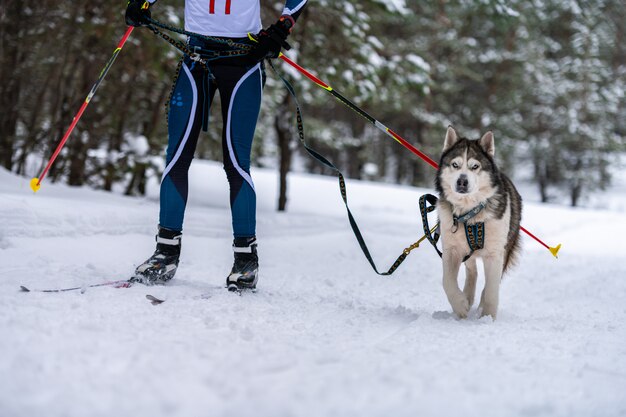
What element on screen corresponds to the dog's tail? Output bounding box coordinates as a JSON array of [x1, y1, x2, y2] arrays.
[[503, 176, 523, 275]]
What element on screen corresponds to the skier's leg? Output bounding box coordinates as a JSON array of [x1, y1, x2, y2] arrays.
[[159, 59, 209, 231], [214, 62, 264, 289], [134, 59, 215, 284], [218, 62, 264, 238]]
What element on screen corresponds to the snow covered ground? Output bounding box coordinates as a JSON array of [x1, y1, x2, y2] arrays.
[[1, 160, 625, 417]]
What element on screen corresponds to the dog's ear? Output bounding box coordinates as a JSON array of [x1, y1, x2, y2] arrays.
[[443, 126, 459, 152], [479, 131, 495, 157]]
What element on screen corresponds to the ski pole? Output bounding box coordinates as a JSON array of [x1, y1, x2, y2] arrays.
[[31, 23, 141, 192], [521, 226, 561, 258], [278, 53, 562, 258], [279, 54, 439, 170]]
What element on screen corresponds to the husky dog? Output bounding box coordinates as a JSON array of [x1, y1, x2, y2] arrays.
[[435, 127, 522, 319]]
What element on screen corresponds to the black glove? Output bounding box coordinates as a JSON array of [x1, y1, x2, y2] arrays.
[[248, 16, 295, 62], [125, 0, 151, 27]]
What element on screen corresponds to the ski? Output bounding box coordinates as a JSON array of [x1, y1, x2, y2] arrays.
[[20, 279, 133, 293], [145, 292, 213, 305], [146, 294, 166, 305], [145, 286, 256, 305]]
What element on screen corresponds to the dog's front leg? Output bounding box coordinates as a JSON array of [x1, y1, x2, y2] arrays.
[[463, 257, 478, 307], [442, 251, 470, 318], [479, 255, 504, 319]]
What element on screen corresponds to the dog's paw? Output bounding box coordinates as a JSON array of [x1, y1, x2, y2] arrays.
[[479, 303, 498, 320], [450, 293, 470, 318]]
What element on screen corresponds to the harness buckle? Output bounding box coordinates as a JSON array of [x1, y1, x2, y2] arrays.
[[403, 242, 420, 256], [189, 47, 203, 62], [190, 45, 222, 61]]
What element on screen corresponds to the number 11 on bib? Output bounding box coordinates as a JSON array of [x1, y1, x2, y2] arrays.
[[209, 0, 231, 14]]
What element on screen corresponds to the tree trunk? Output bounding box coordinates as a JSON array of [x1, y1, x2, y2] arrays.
[[276, 94, 293, 212], [104, 87, 133, 191], [569, 158, 583, 207], [570, 183, 582, 207], [535, 163, 549, 203], [538, 177, 548, 203], [0, 1, 26, 170], [125, 162, 147, 196], [345, 145, 363, 180], [67, 134, 87, 186]]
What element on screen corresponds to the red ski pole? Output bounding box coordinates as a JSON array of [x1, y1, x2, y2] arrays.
[[31, 24, 138, 192], [278, 53, 562, 258]]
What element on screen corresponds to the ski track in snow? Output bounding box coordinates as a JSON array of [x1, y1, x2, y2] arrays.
[[1, 161, 625, 417]]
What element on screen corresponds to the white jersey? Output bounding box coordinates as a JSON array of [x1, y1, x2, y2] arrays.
[[148, 0, 308, 38]]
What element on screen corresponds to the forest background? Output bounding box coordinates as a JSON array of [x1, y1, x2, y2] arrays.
[[1, 0, 624, 209]]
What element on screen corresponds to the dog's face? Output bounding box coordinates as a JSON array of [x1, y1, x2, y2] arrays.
[[436, 127, 497, 208]]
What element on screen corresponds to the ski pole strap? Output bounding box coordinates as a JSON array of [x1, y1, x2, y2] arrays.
[[268, 60, 419, 276], [146, 25, 208, 71], [146, 24, 249, 70], [145, 17, 254, 51], [419, 194, 442, 258]]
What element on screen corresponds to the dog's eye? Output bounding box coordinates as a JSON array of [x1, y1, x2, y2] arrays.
[[451, 162, 460, 169], [470, 164, 480, 171]]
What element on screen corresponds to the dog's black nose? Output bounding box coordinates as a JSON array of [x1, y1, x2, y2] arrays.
[[456, 174, 469, 193]]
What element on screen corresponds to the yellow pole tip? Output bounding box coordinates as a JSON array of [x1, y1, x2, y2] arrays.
[[30, 178, 41, 193], [549, 243, 562, 259]]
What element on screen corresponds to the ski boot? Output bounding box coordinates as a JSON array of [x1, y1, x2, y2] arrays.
[[226, 237, 258, 292], [132, 227, 182, 285]]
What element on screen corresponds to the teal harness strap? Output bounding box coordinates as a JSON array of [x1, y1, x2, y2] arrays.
[[453, 201, 487, 229], [462, 222, 485, 262], [419, 194, 488, 262], [454, 202, 487, 262], [419, 194, 442, 258]]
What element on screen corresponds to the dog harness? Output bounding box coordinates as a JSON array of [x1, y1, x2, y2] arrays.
[[420, 194, 486, 262]]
